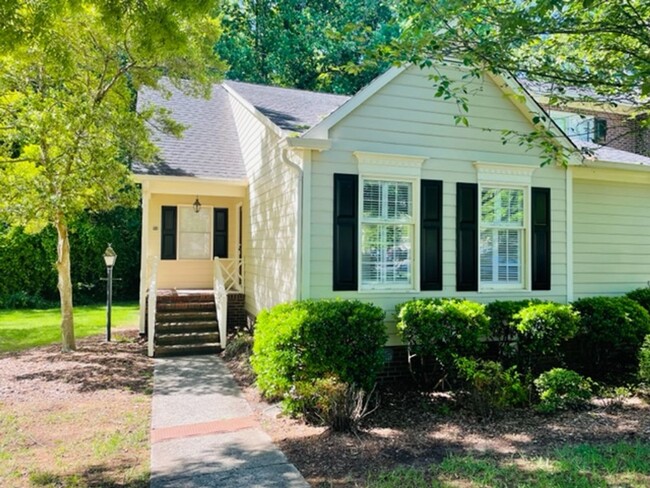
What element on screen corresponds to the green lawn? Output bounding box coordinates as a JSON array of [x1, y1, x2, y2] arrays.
[[369, 442, 650, 487], [0, 302, 140, 352]]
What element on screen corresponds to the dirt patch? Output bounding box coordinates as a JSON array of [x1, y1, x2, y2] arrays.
[[223, 354, 650, 487], [0, 330, 152, 487]]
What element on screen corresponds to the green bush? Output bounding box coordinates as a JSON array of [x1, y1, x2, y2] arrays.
[[396, 298, 489, 370], [534, 368, 593, 413], [251, 299, 387, 400], [568, 296, 650, 381], [639, 334, 650, 384], [455, 357, 528, 417], [514, 302, 580, 372], [0, 206, 142, 306], [626, 287, 650, 314]]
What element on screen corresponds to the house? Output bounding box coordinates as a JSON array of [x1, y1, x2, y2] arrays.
[[133, 63, 650, 359]]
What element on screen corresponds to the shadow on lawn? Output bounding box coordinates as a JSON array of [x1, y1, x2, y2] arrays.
[[30, 464, 149, 488], [13, 332, 153, 395]]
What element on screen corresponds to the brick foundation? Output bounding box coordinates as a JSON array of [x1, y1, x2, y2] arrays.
[[226, 293, 247, 332]]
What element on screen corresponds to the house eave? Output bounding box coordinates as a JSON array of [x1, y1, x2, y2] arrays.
[[133, 173, 248, 186]]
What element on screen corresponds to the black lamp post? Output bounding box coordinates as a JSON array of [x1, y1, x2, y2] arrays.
[[103, 244, 117, 342]]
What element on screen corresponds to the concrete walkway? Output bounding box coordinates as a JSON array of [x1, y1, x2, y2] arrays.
[[150, 355, 309, 487]]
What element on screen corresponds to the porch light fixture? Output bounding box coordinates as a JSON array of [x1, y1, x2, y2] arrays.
[[193, 195, 202, 213], [103, 244, 117, 342]]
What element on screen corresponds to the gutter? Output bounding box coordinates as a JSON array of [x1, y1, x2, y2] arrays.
[[279, 137, 331, 301]]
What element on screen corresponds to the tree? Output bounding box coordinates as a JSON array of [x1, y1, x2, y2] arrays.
[[0, 0, 226, 351], [216, 0, 400, 94], [387, 0, 650, 161]]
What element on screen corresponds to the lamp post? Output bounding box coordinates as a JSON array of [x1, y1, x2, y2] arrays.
[[103, 244, 117, 342]]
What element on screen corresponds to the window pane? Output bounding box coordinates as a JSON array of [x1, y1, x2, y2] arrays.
[[361, 224, 411, 286], [363, 180, 412, 221], [481, 188, 523, 227], [480, 229, 494, 282], [178, 207, 211, 259]]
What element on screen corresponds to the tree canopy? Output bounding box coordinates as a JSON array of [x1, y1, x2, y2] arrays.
[[215, 0, 400, 94], [0, 0, 226, 351]]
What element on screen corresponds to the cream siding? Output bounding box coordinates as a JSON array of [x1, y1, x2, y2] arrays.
[[147, 193, 243, 289], [229, 97, 299, 316], [307, 65, 568, 345], [573, 178, 650, 298]]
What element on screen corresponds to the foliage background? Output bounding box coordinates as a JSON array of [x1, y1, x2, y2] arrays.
[[0, 206, 141, 307]]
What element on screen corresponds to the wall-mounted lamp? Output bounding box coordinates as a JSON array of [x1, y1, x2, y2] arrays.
[[193, 196, 202, 213]]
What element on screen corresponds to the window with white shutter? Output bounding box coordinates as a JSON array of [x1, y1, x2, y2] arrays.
[[479, 187, 525, 287], [361, 179, 414, 288]]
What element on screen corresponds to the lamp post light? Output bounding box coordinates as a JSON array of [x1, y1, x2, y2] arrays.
[[103, 244, 117, 342]]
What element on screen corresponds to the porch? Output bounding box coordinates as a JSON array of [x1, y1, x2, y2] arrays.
[[141, 258, 246, 357]]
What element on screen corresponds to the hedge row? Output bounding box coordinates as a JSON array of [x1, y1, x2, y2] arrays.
[[396, 292, 650, 382], [0, 206, 141, 308]]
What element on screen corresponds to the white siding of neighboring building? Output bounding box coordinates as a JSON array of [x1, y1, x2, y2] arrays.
[[307, 65, 568, 344], [573, 178, 650, 298], [229, 96, 299, 316]]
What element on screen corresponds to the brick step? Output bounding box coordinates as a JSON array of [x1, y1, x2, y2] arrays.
[[155, 321, 218, 334], [155, 331, 220, 346], [156, 311, 216, 323], [156, 291, 213, 304], [154, 343, 221, 357], [156, 301, 215, 312]]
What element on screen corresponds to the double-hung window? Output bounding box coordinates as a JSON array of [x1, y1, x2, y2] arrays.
[[361, 179, 414, 288], [479, 187, 525, 288]]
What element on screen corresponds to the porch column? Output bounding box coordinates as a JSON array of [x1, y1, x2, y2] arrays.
[[138, 182, 150, 334]]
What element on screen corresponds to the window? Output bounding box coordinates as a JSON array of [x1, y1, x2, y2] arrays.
[[360, 179, 414, 288], [479, 187, 525, 287], [178, 206, 211, 259], [550, 110, 596, 142]]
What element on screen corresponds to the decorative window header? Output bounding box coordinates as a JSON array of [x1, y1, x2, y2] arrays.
[[354, 151, 426, 178], [474, 162, 536, 185]]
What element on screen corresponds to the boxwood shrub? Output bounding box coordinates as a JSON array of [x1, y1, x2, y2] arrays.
[[568, 296, 650, 381], [395, 298, 488, 370], [626, 287, 650, 314], [639, 334, 650, 384], [514, 302, 580, 373], [484, 299, 541, 361], [251, 299, 386, 400], [534, 368, 593, 413]]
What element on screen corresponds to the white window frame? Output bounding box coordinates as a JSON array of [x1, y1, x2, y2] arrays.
[[358, 176, 418, 291], [177, 205, 214, 261], [478, 185, 529, 291], [474, 162, 536, 293]]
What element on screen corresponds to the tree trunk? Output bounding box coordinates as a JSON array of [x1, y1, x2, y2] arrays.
[[55, 213, 76, 352]]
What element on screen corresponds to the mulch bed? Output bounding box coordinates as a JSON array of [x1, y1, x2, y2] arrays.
[[223, 351, 650, 487]]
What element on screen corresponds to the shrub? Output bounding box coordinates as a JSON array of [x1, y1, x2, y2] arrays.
[[396, 298, 489, 371], [514, 302, 580, 373], [287, 376, 377, 432], [639, 334, 650, 384], [627, 287, 650, 314], [569, 297, 650, 381], [485, 300, 541, 362], [534, 368, 594, 413], [251, 299, 386, 400], [223, 331, 254, 360], [455, 357, 528, 417]]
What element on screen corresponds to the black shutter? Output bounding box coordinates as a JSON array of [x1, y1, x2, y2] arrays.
[[161, 206, 177, 260], [531, 187, 551, 290], [456, 183, 478, 291], [213, 208, 228, 258], [421, 180, 443, 290], [333, 174, 358, 291]]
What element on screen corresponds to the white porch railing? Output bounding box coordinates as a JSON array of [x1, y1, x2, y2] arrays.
[[213, 257, 229, 349], [219, 258, 245, 293], [147, 257, 159, 357]]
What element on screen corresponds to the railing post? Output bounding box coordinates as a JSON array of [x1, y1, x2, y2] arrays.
[[147, 258, 159, 357], [213, 257, 228, 349]]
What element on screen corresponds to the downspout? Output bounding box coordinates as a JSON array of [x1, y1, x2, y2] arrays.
[[281, 144, 304, 300]]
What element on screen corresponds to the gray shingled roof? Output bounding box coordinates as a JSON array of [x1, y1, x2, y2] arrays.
[[574, 138, 650, 166], [225, 80, 350, 134], [133, 84, 246, 179]]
